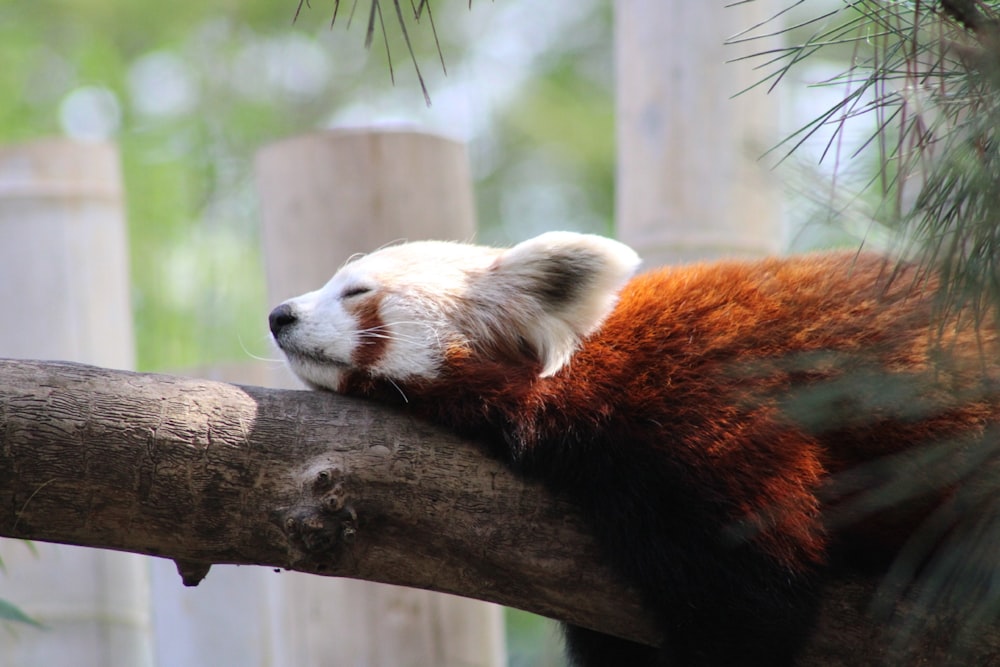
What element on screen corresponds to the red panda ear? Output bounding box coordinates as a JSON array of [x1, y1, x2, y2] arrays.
[[493, 232, 641, 377]]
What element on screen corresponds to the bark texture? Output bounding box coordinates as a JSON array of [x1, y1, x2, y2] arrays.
[[1, 359, 999, 663], [0, 358, 653, 643]]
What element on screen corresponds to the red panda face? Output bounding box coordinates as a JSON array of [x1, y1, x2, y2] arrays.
[[269, 232, 641, 392]]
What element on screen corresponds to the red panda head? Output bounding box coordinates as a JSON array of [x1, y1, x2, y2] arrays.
[[269, 231, 641, 392]]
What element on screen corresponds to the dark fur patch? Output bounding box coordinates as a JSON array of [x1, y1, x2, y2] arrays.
[[526, 250, 600, 309]]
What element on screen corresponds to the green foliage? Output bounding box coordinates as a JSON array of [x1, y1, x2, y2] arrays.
[[0, 599, 43, 629], [505, 607, 566, 667], [0, 542, 43, 630]]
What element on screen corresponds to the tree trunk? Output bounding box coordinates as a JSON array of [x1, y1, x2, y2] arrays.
[[3, 358, 999, 665]]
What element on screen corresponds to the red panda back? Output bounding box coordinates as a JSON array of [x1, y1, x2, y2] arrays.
[[588, 253, 994, 530], [459, 250, 997, 657]]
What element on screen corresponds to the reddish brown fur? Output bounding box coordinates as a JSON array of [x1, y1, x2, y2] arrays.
[[338, 251, 1000, 665], [342, 251, 1000, 560], [349, 293, 389, 369]]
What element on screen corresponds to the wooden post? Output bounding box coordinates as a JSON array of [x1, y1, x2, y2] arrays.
[[254, 129, 504, 667], [0, 139, 153, 667], [0, 140, 135, 365], [615, 0, 784, 265]]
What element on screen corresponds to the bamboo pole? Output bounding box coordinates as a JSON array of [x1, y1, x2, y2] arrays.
[[0, 139, 152, 667], [615, 0, 785, 265]]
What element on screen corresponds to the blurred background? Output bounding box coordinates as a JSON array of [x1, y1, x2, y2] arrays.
[[0, 0, 878, 374]]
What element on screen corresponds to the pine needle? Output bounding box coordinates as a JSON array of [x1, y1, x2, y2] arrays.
[[295, 0, 447, 105]]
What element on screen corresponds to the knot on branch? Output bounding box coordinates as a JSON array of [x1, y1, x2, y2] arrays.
[[174, 559, 213, 587], [278, 464, 359, 571]]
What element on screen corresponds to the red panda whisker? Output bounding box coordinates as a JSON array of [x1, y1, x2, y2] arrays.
[[357, 331, 426, 345], [361, 320, 439, 331], [238, 332, 286, 364], [385, 377, 409, 404]]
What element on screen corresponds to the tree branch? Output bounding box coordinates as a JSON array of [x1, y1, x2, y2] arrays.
[[0, 358, 654, 644], [2, 359, 999, 664]]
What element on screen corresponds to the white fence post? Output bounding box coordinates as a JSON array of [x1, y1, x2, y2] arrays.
[[615, 0, 785, 264], [0, 139, 153, 667]]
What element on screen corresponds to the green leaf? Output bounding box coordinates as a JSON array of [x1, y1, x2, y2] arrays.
[[0, 599, 44, 629]]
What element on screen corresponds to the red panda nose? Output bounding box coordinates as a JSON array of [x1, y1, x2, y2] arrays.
[[268, 303, 297, 337]]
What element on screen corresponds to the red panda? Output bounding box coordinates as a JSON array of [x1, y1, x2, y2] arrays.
[[268, 231, 1000, 666]]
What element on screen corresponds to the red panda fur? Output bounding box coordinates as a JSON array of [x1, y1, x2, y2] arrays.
[[272, 239, 1000, 667]]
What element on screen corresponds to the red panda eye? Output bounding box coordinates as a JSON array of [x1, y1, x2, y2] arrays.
[[341, 286, 373, 299]]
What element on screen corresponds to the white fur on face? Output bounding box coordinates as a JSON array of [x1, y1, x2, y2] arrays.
[[272, 241, 501, 390], [271, 232, 641, 390]]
